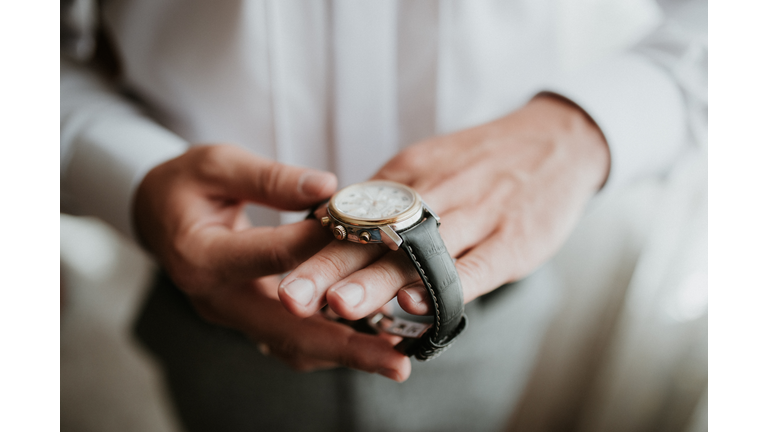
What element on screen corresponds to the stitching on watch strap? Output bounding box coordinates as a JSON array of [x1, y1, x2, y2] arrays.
[[406, 245, 441, 335]]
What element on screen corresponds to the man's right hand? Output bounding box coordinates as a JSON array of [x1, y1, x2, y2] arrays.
[[133, 144, 411, 381]]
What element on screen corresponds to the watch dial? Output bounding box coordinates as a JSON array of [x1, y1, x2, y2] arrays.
[[333, 181, 416, 220]]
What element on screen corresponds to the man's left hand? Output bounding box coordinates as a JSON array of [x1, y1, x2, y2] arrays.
[[278, 95, 610, 320]]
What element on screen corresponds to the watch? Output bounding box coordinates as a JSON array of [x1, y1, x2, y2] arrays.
[[314, 180, 467, 361]]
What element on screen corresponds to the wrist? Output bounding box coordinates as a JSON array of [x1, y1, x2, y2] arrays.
[[524, 93, 611, 192]]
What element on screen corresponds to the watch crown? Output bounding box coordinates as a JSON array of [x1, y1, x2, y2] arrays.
[[359, 231, 371, 244], [333, 225, 347, 240], [321, 216, 330, 227]]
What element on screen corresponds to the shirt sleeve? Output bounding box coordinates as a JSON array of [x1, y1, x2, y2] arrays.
[[60, 57, 188, 240], [543, 0, 707, 190]]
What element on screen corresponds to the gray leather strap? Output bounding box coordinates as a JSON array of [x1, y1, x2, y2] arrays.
[[395, 214, 467, 360]]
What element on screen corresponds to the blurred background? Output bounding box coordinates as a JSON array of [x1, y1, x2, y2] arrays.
[[60, 0, 707, 431]]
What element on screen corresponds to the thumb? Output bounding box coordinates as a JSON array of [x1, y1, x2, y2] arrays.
[[198, 145, 337, 210]]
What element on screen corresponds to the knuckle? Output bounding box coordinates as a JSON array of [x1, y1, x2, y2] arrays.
[[258, 162, 283, 199], [312, 252, 349, 282], [497, 170, 526, 194], [368, 262, 411, 291], [194, 145, 231, 181]]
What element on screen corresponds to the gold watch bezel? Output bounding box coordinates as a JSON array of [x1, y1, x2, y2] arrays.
[[327, 180, 423, 229]]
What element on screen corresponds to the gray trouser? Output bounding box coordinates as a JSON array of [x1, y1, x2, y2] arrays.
[[134, 266, 559, 432]]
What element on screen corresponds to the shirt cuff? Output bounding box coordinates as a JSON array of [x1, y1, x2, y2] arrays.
[[542, 53, 687, 191], [62, 111, 187, 241]]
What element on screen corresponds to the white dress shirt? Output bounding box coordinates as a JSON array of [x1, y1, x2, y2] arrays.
[[60, 0, 707, 240]]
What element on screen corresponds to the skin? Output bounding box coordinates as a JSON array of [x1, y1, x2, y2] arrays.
[[277, 95, 610, 378], [133, 145, 411, 381], [134, 94, 609, 383]]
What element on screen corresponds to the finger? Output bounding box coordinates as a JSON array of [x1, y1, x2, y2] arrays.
[[281, 358, 339, 373], [324, 197, 503, 319], [370, 150, 422, 186], [393, 204, 496, 316], [266, 314, 412, 381], [397, 282, 432, 316], [195, 219, 332, 281], [391, 201, 500, 316], [278, 241, 386, 317], [372, 129, 492, 192], [453, 233, 525, 303], [378, 331, 405, 346], [398, 235, 518, 314], [417, 159, 513, 214], [325, 251, 420, 320], [195, 145, 338, 210], [215, 282, 412, 381], [433, 202, 501, 258], [257, 342, 339, 372], [396, 208, 510, 315]]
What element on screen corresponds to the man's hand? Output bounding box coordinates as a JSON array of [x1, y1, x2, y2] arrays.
[[133, 144, 411, 381], [278, 95, 610, 321]]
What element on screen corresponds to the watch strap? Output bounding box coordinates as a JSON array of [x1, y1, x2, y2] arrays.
[[395, 214, 467, 360]]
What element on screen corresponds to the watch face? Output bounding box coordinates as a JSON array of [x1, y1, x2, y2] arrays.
[[331, 180, 419, 222]]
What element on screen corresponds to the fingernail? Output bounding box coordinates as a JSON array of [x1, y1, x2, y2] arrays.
[[403, 287, 428, 306], [299, 171, 335, 197], [377, 368, 402, 382], [282, 279, 315, 307], [333, 283, 364, 308]]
